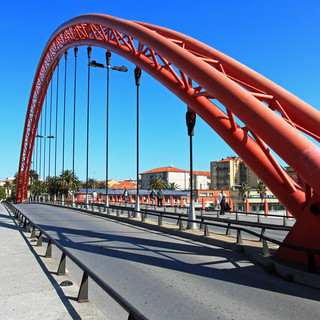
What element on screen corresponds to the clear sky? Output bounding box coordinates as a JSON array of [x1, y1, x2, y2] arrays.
[[1, 0, 319, 182]]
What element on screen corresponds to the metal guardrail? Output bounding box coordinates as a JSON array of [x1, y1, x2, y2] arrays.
[[4, 201, 149, 320], [45, 199, 319, 273]]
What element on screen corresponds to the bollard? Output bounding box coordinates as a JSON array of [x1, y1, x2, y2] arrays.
[[158, 215, 163, 226], [141, 212, 145, 222], [257, 214, 261, 224]]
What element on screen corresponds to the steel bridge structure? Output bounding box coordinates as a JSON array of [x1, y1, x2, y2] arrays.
[[16, 14, 320, 265]]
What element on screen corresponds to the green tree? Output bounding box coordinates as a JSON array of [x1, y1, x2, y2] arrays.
[[167, 182, 179, 190], [28, 170, 39, 198], [239, 182, 250, 211], [3, 181, 11, 197], [257, 180, 267, 203], [148, 177, 168, 190], [0, 187, 6, 200], [97, 181, 106, 189], [57, 170, 80, 197], [85, 178, 98, 189]]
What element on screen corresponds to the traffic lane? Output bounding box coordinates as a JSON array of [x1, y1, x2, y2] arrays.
[[17, 204, 320, 320]]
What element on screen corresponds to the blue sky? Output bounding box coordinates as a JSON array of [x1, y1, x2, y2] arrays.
[[1, 0, 319, 182]]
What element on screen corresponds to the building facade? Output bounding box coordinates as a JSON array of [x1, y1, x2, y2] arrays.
[[140, 166, 210, 190], [210, 157, 260, 190]]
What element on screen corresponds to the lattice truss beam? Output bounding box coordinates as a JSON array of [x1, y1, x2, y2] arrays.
[[17, 17, 320, 217]]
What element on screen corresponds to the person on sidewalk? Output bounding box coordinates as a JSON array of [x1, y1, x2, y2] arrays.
[[157, 189, 163, 207]]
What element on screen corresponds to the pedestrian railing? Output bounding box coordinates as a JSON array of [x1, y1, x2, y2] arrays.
[[4, 201, 149, 320]]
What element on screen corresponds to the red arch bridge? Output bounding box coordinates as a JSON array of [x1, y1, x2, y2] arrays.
[[16, 14, 320, 266]]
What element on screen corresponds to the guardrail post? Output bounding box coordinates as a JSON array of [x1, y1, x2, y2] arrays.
[[141, 212, 145, 222], [45, 239, 52, 258], [91, 204, 94, 211], [31, 226, 36, 239], [257, 214, 261, 224], [225, 222, 231, 235], [36, 231, 43, 246], [262, 239, 270, 257], [199, 217, 204, 230], [308, 253, 317, 273], [158, 214, 163, 226], [99, 206, 102, 213], [26, 222, 31, 233], [283, 216, 287, 226], [178, 218, 183, 231], [235, 212, 239, 220], [57, 252, 67, 275], [77, 272, 89, 302], [259, 227, 265, 242], [204, 224, 209, 237], [236, 230, 243, 245]]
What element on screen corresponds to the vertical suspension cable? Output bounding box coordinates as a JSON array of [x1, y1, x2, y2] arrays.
[[48, 70, 53, 178], [86, 46, 92, 205], [62, 51, 68, 173], [43, 90, 47, 183], [73, 47, 78, 192], [55, 60, 60, 198], [39, 112, 42, 181]]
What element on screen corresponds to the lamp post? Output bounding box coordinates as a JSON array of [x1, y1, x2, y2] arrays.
[[186, 109, 197, 229], [88, 57, 128, 211], [134, 67, 142, 218]]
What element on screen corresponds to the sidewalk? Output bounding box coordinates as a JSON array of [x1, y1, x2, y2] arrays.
[[0, 203, 105, 320]]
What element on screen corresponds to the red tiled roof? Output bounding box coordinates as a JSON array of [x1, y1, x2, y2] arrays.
[[191, 171, 210, 176], [109, 181, 137, 189], [140, 166, 187, 175]]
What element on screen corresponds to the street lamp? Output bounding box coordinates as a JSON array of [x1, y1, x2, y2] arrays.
[[134, 67, 142, 218], [88, 54, 128, 211], [186, 109, 197, 229]]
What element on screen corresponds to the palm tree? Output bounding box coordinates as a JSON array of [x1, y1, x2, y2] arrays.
[[257, 180, 267, 209], [3, 181, 11, 197], [167, 182, 179, 190], [148, 177, 168, 190], [57, 170, 79, 197], [28, 170, 39, 198], [239, 182, 250, 211], [86, 178, 98, 189]]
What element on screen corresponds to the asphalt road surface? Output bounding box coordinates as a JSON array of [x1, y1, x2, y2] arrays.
[[16, 203, 319, 320]]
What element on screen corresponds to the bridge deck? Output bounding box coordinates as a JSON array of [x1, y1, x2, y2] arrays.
[[2, 202, 320, 320]]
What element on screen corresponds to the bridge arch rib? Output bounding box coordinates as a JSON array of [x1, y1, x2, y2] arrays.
[[17, 14, 320, 265]]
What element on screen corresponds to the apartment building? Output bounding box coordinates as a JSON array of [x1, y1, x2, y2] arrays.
[[210, 157, 259, 190]]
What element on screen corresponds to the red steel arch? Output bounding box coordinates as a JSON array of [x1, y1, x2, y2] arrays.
[[17, 14, 320, 265]]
